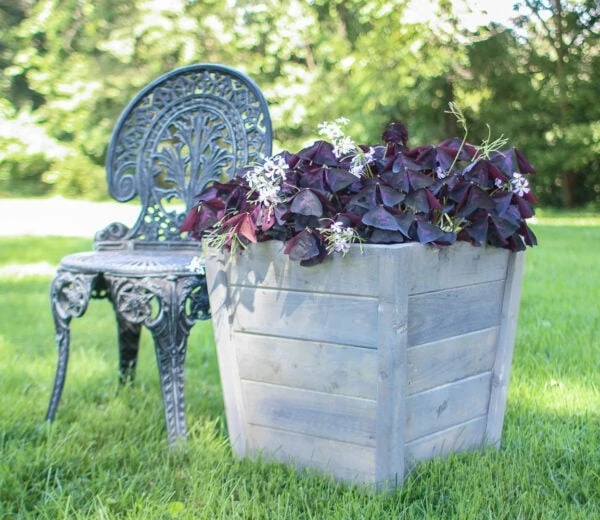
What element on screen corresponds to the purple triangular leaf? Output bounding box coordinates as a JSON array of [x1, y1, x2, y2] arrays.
[[382, 122, 409, 146], [407, 171, 435, 190], [298, 168, 327, 192], [520, 222, 538, 246], [416, 221, 446, 243], [507, 232, 526, 252], [514, 193, 535, 219], [290, 189, 324, 217], [378, 184, 405, 207], [404, 189, 431, 213], [297, 140, 338, 166], [457, 186, 495, 217], [465, 214, 489, 244], [425, 189, 443, 211], [362, 206, 401, 231], [490, 213, 520, 239], [489, 150, 514, 177], [370, 229, 405, 243], [349, 185, 379, 211], [492, 191, 514, 215], [463, 160, 492, 187], [326, 167, 359, 192], [448, 181, 471, 204], [514, 148, 536, 174], [284, 229, 320, 261], [394, 210, 416, 238], [404, 145, 437, 170]]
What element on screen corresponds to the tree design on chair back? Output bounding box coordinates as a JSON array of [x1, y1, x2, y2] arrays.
[[100, 64, 272, 246]]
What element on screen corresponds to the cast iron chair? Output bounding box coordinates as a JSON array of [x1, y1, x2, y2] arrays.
[[46, 64, 272, 444]]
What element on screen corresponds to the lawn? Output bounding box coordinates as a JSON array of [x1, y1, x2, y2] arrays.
[[0, 218, 598, 519]]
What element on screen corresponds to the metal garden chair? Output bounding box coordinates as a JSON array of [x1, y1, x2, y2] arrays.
[[45, 64, 272, 444]]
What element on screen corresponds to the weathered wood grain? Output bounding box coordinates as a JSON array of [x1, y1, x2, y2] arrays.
[[235, 333, 378, 399], [204, 254, 248, 456], [375, 246, 410, 488], [241, 380, 377, 447], [407, 281, 505, 346], [405, 372, 492, 443], [212, 240, 388, 297], [247, 424, 376, 484], [405, 415, 488, 470], [485, 251, 526, 447], [205, 241, 522, 488], [408, 243, 510, 295], [407, 327, 499, 395], [232, 287, 379, 348]]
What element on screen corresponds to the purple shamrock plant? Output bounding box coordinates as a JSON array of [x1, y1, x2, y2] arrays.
[[181, 105, 537, 266]]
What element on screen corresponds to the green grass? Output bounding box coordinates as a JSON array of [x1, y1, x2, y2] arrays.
[[0, 217, 599, 519]]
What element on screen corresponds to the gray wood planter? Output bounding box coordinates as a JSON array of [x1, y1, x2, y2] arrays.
[[204, 240, 525, 488]]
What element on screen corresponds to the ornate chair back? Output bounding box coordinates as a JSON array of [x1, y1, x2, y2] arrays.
[[97, 63, 272, 249], [46, 64, 272, 445]]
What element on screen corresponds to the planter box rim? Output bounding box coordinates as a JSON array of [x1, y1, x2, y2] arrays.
[[204, 239, 497, 257]]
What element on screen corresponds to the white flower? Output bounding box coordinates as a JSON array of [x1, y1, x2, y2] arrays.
[[332, 135, 357, 159], [187, 256, 205, 275], [318, 118, 360, 159], [330, 221, 344, 234], [511, 173, 530, 197], [317, 117, 349, 141], [349, 147, 375, 177], [494, 178, 504, 189], [436, 166, 448, 179], [318, 221, 361, 255], [245, 155, 288, 207], [262, 155, 288, 180]]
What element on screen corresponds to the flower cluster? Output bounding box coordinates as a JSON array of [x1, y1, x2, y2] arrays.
[[181, 111, 537, 266], [318, 221, 364, 255], [318, 117, 359, 160], [244, 155, 288, 208]]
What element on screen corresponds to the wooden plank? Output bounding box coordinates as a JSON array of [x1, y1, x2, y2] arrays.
[[375, 246, 409, 488], [209, 241, 403, 297], [405, 372, 492, 443], [247, 424, 376, 484], [407, 327, 499, 395], [485, 252, 526, 448], [407, 281, 504, 346], [404, 415, 487, 471], [204, 252, 248, 457], [207, 242, 509, 297], [408, 242, 509, 295], [232, 287, 379, 348], [235, 333, 378, 399], [241, 380, 377, 447]]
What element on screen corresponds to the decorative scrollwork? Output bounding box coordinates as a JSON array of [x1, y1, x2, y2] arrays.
[[106, 65, 272, 245], [51, 271, 97, 322], [46, 270, 98, 423], [108, 278, 159, 325], [95, 222, 130, 243], [103, 273, 206, 443]]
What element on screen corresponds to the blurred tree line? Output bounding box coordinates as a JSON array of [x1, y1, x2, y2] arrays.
[[1, 0, 599, 207]]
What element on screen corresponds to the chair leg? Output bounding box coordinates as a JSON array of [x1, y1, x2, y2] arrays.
[[46, 271, 95, 422], [116, 315, 142, 385], [105, 275, 199, 445], [151, 327, 189, 445]]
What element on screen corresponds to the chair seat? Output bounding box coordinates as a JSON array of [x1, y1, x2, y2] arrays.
[[59, 250, 202, 277]]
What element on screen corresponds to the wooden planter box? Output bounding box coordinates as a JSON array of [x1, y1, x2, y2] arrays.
[[204, 241, 525, 488]]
